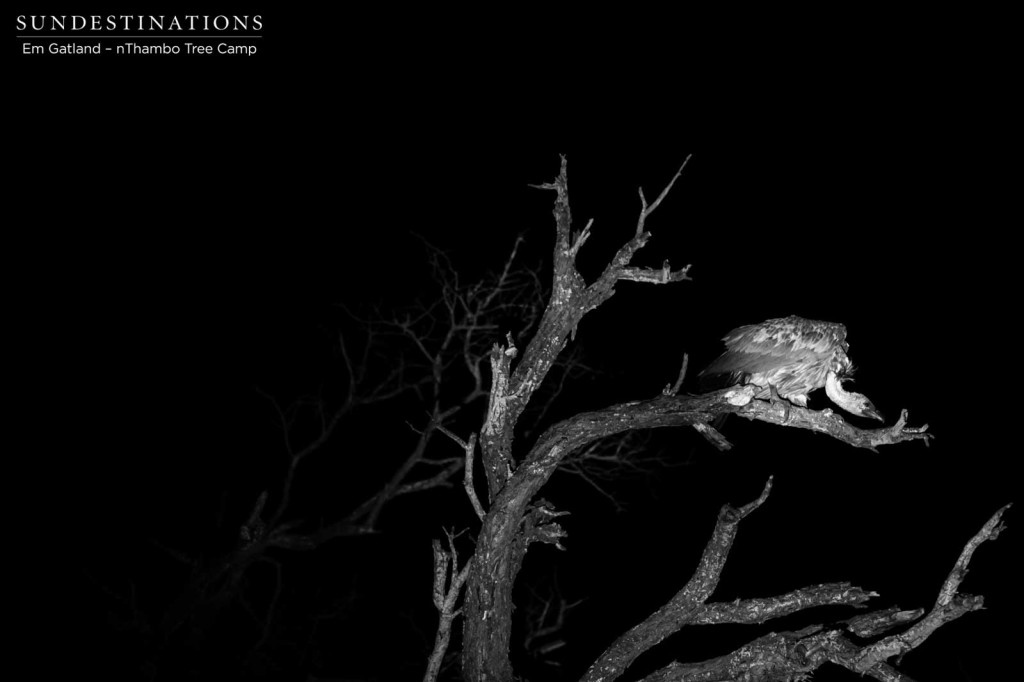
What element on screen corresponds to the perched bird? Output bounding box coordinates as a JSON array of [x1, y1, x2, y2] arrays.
[[700, 315, 884, 421]]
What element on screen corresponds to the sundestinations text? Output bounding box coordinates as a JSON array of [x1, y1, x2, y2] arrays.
[[16, 15, 262, 32]]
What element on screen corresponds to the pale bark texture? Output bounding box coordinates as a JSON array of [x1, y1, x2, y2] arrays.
[[430, 156, 961, 682]]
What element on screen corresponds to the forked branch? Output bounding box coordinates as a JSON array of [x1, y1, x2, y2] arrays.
[[633, 504, 1011, 682], [424, 530, 473, 682], [725, 385, 934, 452]]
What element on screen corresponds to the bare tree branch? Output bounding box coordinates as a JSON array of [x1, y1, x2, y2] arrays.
[[618, 260, 693, 284], [134, 233, 552, 678], [520, 571, 583, 669], [439, 425, 486, 521], [582, 478, 774, 682], [663, 352, 689, 397], [423, 531, 473, 682], [556, 432, 675, 511], [636, 155, 692, 234], [458, 156, 939, 682], [260, 238, 553, 552], [635, 504, 1010, 682], [842, 502, 1011, 675], [691, 582, 880, 626], [727, 386, 934, 451]]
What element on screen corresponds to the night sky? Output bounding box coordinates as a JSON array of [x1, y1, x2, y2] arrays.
[[15, 25, 1018, 682]]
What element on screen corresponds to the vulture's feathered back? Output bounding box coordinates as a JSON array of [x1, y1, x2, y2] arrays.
[[700, 315, 883, 421]]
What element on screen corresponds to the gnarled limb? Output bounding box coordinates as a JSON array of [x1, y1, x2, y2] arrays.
[[456, 157, 938, 682], [463, 156, 695, 681], [730, 386, 933, 451], [581, 478, 775, 682], [582, 478, 885, 682], [423, 530, 473, 682], [841, 502, 1010, 675], [460, 369, 933, 678], [635, 504, 1010, 682]]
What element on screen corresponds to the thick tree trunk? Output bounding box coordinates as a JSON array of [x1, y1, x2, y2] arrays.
[[459, 392, 722, 680], [460, 535, 518, 681], [452, 157, 931, 681]]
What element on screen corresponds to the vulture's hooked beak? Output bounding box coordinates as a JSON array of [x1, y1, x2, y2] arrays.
[[861, 401, 885, 423]]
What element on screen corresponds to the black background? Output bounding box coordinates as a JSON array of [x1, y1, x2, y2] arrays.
[[12, 8, 1018, 681]]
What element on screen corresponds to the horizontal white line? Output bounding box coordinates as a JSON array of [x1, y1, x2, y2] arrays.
[[16, 35, 262, 39]]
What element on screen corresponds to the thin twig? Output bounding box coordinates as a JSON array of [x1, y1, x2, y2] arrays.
[[438, 425, 485, 520], [423, 534, 473, 682], [636, 155, 693, 235], [664, 352, 689, 396]]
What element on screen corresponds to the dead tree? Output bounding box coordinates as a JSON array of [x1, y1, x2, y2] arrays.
[[581, 483, 1008, 682], [105, 236, 563, 679], [417, 156, 995, 682]]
